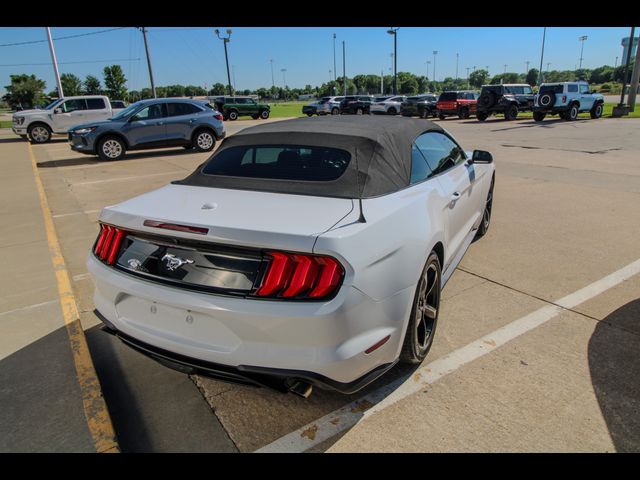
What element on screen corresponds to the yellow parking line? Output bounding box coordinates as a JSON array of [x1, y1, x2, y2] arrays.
[[28, 143, 119, 454]]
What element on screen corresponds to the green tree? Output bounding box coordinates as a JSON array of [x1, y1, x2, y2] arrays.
[[60, 73, 83, 96], [469, 69, 489, 88], [589, 66, 613, 84], [525, 68, 539, 86], [103, 64, 127, 100], [2, 74, 47, 109], [84, 75, 102, 95], [209, 83, 226, 95], [165, 84, 186, 97]]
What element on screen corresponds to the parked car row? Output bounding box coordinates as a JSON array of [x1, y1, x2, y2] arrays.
[[302, 81, 604, 123]]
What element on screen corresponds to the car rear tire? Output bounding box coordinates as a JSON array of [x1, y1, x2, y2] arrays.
[[566, 104, 579, 121], [476, 111, 489, 122], [400, 251, 441, 364], [331, 107, 339, 115], [97, 136, 126, 161], [356, 107, 363, 115], [475, 176, 494, 239], [227, 110, 239, 121], [438, 113, 446, 120], [260, 109, 270, 119], [28, 124, 51, 144], [590, 102, 603, 119], [533, 111, 546, 122], [193, 129, 216, 152], [459, 107, 470, 119], [388, 107, 397, 115], [504, 104, 518, 121]]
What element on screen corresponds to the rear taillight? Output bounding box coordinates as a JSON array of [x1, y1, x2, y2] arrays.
[[562, 95, 567, 103], [214, 114, 223, 121], [93, 224, 127, 265], [255, 251, 344, 300]]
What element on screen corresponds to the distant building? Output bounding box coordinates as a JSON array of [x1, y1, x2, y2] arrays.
[[621, 37, 639, 65]]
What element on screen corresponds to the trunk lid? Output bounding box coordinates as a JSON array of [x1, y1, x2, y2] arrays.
[[100, 184, 354, 252]]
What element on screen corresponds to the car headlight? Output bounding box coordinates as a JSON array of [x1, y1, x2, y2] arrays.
[[73, 126, 97, 135], [13, 117, 25, 125]]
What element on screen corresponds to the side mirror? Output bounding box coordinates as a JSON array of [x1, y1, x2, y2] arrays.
[[54, 107, 63, 114], [471, 150, 493, 164]]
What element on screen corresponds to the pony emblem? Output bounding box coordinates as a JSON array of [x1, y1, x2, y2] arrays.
[[162, 253, 194, 271]]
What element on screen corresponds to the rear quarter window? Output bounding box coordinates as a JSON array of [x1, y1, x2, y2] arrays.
[[202, 145, 351, 181]]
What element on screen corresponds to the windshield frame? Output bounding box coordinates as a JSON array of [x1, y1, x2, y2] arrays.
[[110, 102, 144, 120], [42, 98, 64, 110]]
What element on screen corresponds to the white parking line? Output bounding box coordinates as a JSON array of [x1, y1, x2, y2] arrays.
[[53, 209, 101, 219], [72, 170, 185, 186], [0, 300, 59, 317], [256, 258, 640, 453]]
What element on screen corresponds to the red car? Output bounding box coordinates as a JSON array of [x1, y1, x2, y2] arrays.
[[436, 91, 479, 119]]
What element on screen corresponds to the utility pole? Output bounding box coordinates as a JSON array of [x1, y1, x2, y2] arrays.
[[626, 29, 640, 112], [215, 28, 233, 96], [45, 27, 63, 98], [538, 27, 547, 85], [578, 35, 588, 70], [615, 56, 619, 68], [456, 53, 459, 80], [139, 27, 156, 98], [333, 33, 337, 82], [613, 26, 635, 116], [381, 69, 384, 94], [270, 59, 275, 89], [342, 40, 346, 96], [525, 60, 530, 75]]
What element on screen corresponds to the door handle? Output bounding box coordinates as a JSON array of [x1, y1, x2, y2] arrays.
[[157, 121, 164, 125], [451, 192, 461, 200]]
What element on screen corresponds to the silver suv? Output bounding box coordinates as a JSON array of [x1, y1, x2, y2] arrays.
[[533, 81, 604, 121]]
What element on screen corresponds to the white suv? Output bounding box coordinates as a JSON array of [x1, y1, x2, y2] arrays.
[[533, 81, 604, 122]]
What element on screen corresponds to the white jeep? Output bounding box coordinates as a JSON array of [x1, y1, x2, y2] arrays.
[[12, 96, 125, 143], [533, 81, 604, 121]]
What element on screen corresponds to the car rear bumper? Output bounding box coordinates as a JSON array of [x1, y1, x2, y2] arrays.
[[88, 253, 412, 392]]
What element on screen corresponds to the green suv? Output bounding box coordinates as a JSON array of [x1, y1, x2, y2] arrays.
[[211, 96, 270, 121]]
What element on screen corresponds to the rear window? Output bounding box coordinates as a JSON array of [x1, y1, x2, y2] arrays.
[[201, 145, 351, 181], [87, 98, 106, 110], [540, 85, 564, 94], [438, 92, 459, 101]]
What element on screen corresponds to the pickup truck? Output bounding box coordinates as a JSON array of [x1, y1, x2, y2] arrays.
[[12, 95, 126, 143]]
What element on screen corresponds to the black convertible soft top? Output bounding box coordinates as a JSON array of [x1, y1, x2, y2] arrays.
[[175, 115, 444, 199]]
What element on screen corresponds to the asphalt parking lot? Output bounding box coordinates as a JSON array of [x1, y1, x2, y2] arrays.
[[1, 114, 639, 452]]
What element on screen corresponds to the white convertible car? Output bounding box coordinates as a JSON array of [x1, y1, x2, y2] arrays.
[[88, 116, 495, 397]]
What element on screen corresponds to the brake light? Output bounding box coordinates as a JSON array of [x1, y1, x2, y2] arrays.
[[214, 114, 223, 121], [93, 224, 127, 265], [255, 251, 344, 300], [143, 220, 209, 235], [562, 95, 567, 103]]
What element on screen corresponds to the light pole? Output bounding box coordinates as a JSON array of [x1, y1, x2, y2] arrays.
[[387, 28, 399, 94], [329, 69, 332, 83], [214, 28, 233, 96], [466, 67, 471, 89], [547, 62, 551, 72], [433, 50, 438, 82], [538, 27, 547, 85], [281, 68, 287, 100], [525, 60, 530, 75], [45, 27, 64, 98], [578, 35, 588, 70], [270, 59, 275, 89], [342, 40, 346, 96], [615, 56, 619, 68], [426, 60, 431, 80], [333, 33, 337, 82], [456, 53, 459, 80]]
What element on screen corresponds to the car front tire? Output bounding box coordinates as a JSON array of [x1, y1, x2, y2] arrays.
[[400, 251, 441, 364], [566, 104, 579, 121], [505, 104, 518, 121], [533, 111, 546, 122], [97, 136, 126, 161], [459, 107, 470, 119], [28, 124, 52, 144], [260, 109, 270, 119], [590, 102, 603, 119], [228, 110, 239, 121], [476, 111, 489, 122]]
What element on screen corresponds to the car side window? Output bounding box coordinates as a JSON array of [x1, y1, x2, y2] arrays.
[[523, 86, 533, 95], [579, 84, 590, 94], [86, 98, 106, 110], [132, 104, 165, 120], [61, 99, 87, 113], [414, 132, 466, 176], [167, 103, 201, 117], [410, 143, 433, 184], [568, 84, 578, 93]]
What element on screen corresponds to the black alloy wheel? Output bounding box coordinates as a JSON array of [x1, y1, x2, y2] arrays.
[[400, 252, 441, 364], [475, 176, 494, 238]]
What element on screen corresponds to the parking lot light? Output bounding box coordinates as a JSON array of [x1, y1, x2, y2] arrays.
[[214, 28, 233, 96], [387, 28, 399, 94]]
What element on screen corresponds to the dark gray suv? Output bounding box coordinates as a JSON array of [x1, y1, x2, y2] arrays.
[[68, 98, 226, 160]]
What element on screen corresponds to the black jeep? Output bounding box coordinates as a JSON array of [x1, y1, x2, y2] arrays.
[[476, 84, 535, 121], [339, 95, 374, 115]]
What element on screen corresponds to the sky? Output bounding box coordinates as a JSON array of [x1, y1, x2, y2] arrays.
[[0, 27, 634, 96]]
